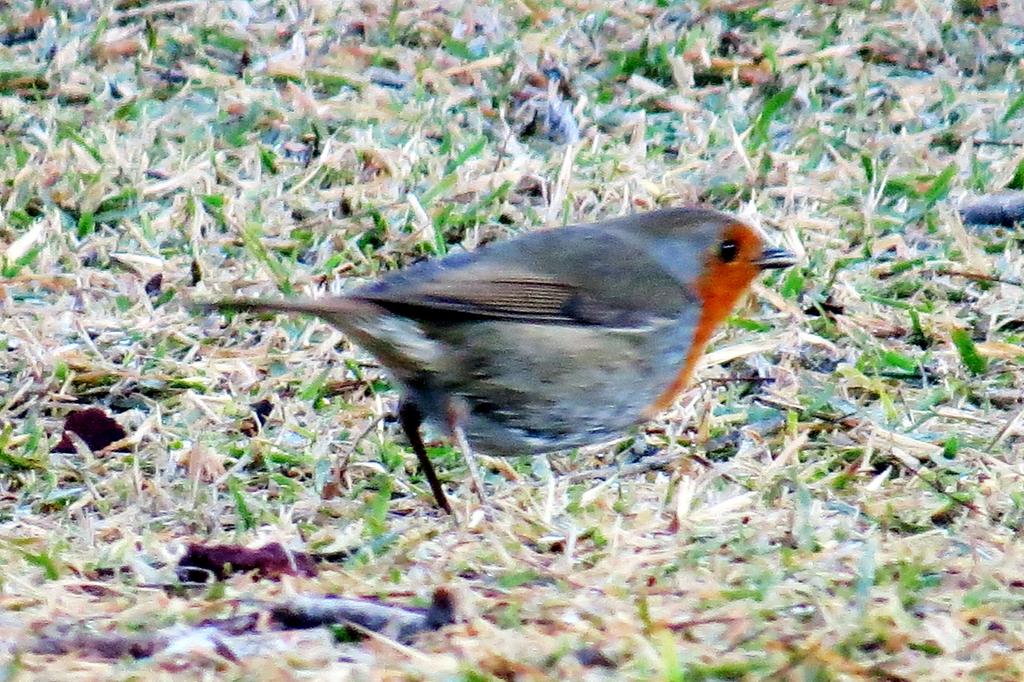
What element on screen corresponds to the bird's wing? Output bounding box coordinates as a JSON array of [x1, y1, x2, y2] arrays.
[[356, 273, 594, 324], [350, 226, 697, 328]]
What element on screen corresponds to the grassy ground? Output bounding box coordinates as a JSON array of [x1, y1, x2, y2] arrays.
[[2, 0, 1024, 679]]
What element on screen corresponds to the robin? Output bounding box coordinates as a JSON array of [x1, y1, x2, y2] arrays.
[[207, 207, 795, 513]]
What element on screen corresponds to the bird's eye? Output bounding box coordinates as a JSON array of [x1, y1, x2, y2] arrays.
[[719, 239, 739, 263]]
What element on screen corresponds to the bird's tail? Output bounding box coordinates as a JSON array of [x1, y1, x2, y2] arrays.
[[199, 295, 434, 375], [198, 296, 352, 318]]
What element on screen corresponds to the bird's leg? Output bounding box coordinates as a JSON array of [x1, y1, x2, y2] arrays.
[[397, 402, 452, 514], [446, 400, 487, 506]]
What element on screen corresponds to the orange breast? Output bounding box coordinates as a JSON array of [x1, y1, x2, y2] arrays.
[[644, 223, 763, 417]]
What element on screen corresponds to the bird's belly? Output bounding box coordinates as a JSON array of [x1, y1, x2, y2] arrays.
[[422, 319, 695, 456], [463, 412, 628, 457]]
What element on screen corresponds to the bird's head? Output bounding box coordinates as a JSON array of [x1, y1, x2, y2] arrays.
[[623, 207, 796, 324]]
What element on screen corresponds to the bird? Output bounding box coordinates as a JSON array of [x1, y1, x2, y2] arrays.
[[206, 207, 795, 513]]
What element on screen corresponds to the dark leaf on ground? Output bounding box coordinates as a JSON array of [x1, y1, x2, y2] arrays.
[[53, 408, 128, 453], [176, 542, 317, 582]]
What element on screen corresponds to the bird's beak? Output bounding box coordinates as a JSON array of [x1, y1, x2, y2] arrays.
[[754, 247, 797, 270]]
